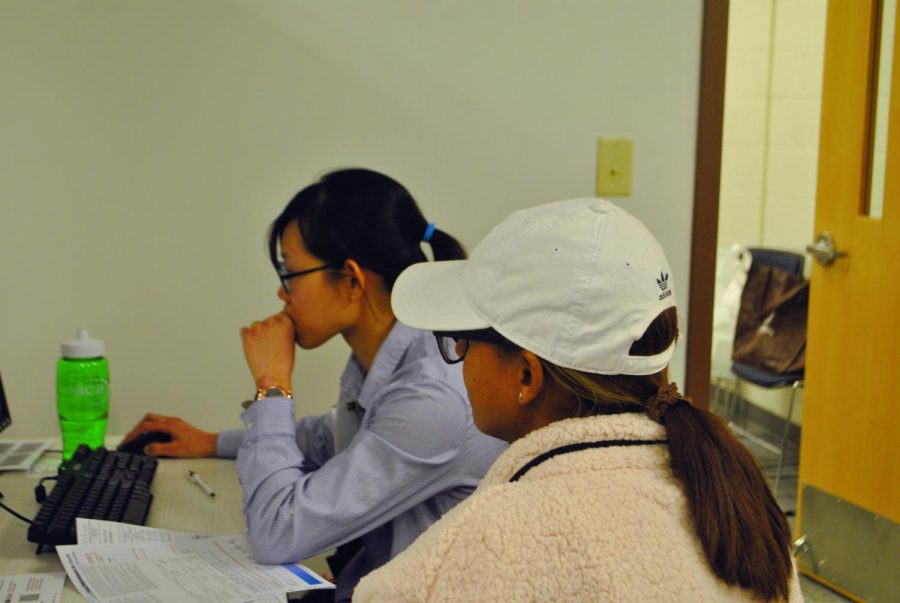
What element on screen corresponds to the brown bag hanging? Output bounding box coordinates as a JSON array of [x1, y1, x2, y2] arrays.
[[731, 263, 809, 374]]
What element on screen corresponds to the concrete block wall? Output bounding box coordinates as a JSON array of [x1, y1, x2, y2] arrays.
[[715, 0, 828, 425]]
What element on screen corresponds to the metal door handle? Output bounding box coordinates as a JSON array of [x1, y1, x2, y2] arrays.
[[806, 232, 847, 266]]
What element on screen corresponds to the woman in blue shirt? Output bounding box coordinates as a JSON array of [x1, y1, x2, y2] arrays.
[[123, 168, 506, 602]]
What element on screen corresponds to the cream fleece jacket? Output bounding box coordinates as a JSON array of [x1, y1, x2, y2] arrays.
[[354, 413, 803, 602]]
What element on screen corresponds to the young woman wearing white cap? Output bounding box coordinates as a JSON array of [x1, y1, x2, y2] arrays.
[[122, 169, 506, 602], [354, 198, 801, 602]]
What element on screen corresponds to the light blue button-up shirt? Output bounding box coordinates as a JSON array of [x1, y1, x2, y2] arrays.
[[216, 322, 506, 601]]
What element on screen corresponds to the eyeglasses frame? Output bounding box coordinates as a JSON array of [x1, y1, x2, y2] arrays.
[[277, 262, 343, 294], [433, 329, 519, 364]]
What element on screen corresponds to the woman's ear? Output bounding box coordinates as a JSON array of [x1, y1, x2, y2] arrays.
[[517, 350, 544, 406], [344, 259, 366, 299]]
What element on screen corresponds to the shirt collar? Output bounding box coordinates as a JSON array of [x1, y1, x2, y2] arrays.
[[338, 321, 420, 409]]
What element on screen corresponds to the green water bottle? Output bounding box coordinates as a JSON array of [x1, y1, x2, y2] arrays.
[[57, 329, 109, 460]]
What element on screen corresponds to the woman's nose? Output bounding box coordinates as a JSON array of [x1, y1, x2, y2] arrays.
[[277, 285, 289, 302]]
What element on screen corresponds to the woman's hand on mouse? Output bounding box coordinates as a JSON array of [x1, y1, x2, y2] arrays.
[[122, 413, 218, 458], [240, 312, 295, 392]]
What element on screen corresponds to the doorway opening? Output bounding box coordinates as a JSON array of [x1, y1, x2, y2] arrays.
[[709, 0, 826, 525]]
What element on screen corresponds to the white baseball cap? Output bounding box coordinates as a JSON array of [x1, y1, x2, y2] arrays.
[[392, 198, 677, 375]]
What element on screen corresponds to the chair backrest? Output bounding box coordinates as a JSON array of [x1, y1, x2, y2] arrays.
[[747, 248, 805, 276]]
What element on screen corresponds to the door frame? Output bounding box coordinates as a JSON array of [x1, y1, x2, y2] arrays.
[[685, 0, 729, 408]]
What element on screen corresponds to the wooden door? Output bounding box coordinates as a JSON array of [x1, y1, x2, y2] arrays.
[[797, 0, 900, 599]]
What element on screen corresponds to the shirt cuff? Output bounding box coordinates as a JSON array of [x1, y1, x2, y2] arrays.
[[240, 397, 296, 436]]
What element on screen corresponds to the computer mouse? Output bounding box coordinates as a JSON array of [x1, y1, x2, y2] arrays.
[[117, 431, 172, 456]]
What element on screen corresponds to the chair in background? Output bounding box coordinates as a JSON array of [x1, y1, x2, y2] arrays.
[[723, 248, 806, 497]]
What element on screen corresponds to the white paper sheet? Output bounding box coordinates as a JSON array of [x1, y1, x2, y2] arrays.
[[62, 519, 332, 603], [26, 454, 63, 478], [0, 572, 66, 603], [76, 517, 210, 545], [0, 439, 53, 471]]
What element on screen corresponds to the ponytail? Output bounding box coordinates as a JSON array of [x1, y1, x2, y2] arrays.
[[424, 227, 466, 263], [664, 402, 792, 602]]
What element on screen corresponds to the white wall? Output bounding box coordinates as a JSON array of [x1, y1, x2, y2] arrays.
[[0, 0, 702, 439], [716, 0, 828, 423]]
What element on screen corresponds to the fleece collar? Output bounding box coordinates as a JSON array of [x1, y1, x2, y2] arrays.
[[481, 413, 667, 486]]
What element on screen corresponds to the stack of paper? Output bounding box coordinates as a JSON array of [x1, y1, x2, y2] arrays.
[[57, 518, 334, 603]]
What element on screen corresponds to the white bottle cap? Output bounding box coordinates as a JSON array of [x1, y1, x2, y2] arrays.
[[61, 329, 105, 359]]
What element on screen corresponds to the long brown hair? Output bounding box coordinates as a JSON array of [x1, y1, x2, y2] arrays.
[[490, 307, 793, 601]]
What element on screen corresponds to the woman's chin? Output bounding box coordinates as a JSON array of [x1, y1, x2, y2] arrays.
[[295, 332, 332, 350]]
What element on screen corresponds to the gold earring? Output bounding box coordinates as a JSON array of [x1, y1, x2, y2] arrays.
[[518, 392, 523, 402]]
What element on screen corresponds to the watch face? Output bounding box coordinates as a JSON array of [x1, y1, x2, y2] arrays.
[[255, 386, 291, 400]]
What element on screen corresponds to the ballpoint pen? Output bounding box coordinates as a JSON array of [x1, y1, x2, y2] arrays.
[[187, 469, 215, 497]]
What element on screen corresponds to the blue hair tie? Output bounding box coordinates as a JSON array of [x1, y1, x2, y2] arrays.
[[422, 222, 436, 243]]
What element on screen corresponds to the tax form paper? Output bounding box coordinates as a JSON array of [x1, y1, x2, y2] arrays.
[[57, 519, 333, 603]]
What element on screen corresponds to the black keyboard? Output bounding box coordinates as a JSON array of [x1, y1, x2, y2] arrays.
[[27, 444, 157, 547]]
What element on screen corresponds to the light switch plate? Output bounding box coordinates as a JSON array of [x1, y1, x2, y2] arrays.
[[596, 137, 633, 196]]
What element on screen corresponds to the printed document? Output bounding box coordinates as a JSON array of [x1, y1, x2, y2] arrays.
[[0, 572, 66, 603], [76, 517, 210, 545], [59, 519, 333, 603], [0, 438, 53, 471]]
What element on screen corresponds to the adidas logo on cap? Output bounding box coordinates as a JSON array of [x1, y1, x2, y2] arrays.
[[657, 272, 671, 300]]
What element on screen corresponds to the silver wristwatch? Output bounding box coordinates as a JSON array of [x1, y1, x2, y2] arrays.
[[255, 385, 292, 400]]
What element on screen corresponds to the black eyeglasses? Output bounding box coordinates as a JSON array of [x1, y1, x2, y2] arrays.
[[433, 329, 518, 364], [277, 262, 341, 294]]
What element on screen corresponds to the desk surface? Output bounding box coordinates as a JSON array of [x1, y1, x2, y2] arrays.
[[0, 440, 247, 601]]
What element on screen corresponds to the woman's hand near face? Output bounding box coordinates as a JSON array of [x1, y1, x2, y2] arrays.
[[121, 413, 218, 457], [241, 311, 296, 391]]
